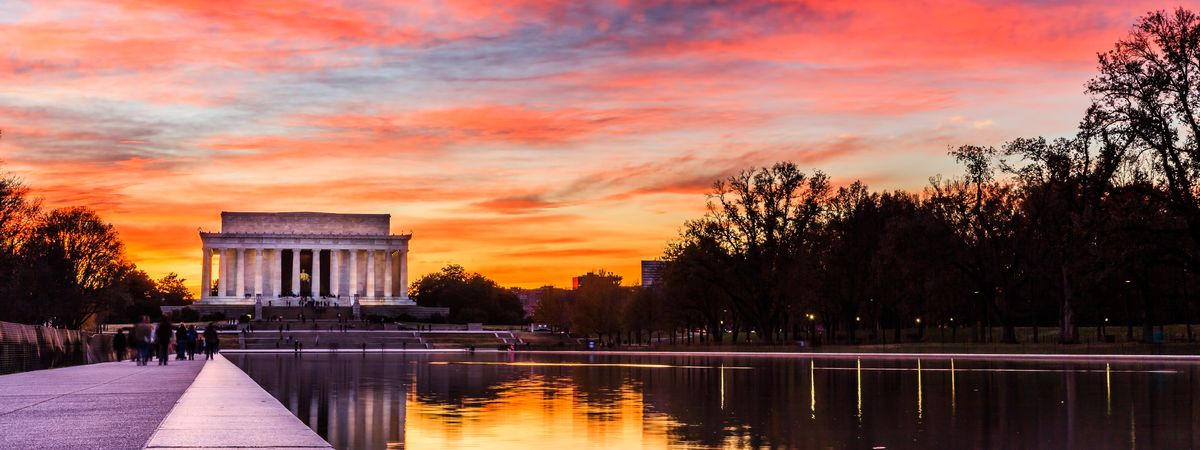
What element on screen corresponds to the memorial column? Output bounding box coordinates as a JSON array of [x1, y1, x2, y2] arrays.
[[383, 249, 393, 298], [399, 249, 408, 300], [330, 249, 341, 299], [218, 248, 228, 297], [253, 248, 263, 297], [349, 249, 359, 298], [236, 247, 246, 298], [291, 248, 301, 297], [201, 247, 212, 301], [313, 249, 323, 298], [366, 249, 376, 298], [272, 248, 282, 298]]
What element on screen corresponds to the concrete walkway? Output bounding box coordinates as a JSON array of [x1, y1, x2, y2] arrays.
[[145, 353, 331, 449], [0, 358, 205, 450]]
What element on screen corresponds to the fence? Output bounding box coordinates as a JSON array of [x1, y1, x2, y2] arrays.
[[0, 321, 115, 375]]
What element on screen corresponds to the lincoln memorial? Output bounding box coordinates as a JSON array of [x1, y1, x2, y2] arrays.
[[197, 212, 413, 306]]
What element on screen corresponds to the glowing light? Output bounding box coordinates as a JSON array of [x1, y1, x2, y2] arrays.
[[916, 359, 923, 420], [1106, 363, 1112, 416], [810, 360, 816, 420], [719, 365, 726, 410], [855, 359, 862, 422], [1130, 406, 1137, 448], [950, 359, 956, 418]]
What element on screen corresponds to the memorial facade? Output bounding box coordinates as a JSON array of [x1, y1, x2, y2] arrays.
[[197, 212, 413, 306]]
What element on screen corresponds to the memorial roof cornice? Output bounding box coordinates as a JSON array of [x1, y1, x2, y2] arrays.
[[200, 231, 412, 239]]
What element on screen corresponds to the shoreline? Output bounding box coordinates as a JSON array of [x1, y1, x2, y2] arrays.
[[221, 348, 1200, 362]]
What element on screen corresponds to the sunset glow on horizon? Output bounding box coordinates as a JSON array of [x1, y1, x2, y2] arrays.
[[0, 0, 1176, 294]]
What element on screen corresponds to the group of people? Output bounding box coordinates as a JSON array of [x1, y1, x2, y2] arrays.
[[269, 298, 341, 308], [111, 316, 221, 365]]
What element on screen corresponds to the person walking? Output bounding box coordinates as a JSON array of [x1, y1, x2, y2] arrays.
[[203, 323, 219, 360], [186, 325, 198, 360], [134, 316, 154, 366], [155, 317, 173, 365], [175, 324, 188, 360], [113, 329, 127, 362]]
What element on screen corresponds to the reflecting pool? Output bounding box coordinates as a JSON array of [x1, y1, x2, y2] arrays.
[[230, 352, 1200, 449]]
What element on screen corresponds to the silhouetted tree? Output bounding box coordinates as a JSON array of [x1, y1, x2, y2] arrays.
[[571, 270, 629, 343], [677, 162, 830, 343], [1087, 7, 1200, 266], [22, 207, 132, 328], [410, 264, 524, 324], [532, 288, 575, 331]]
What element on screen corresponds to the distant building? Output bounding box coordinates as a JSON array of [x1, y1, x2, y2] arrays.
[[571, 271, 621, 289], [511, 285, 556, 317], [641, 260, 666, 287]]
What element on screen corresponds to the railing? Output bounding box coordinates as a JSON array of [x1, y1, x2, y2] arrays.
[[0, 321, 115, 375]]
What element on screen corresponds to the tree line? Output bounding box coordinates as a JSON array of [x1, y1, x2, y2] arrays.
[[533, 8, 1200, 346], [409, 264, 525, 323], [0, 174, 192, 328]]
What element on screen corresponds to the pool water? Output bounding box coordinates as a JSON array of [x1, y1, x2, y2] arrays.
[[230, 352, 1200, 449]]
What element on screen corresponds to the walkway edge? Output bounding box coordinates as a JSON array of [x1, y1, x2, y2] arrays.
[[144, 353, 331, 449]]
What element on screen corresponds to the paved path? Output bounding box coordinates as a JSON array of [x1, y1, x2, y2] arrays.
[[145, 353, 331, 449], [0, 358, 205, 450]]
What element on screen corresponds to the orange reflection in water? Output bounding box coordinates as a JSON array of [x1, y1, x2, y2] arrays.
[[404, 376, 678, 449]]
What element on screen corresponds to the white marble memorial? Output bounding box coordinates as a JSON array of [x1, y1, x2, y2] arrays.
[[198, 212, 412, 306]]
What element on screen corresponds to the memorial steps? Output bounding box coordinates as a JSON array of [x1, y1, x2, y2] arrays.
[[220, 329, 524, 350], [226, 330, 428, 350], [260, 305, 354, 321]]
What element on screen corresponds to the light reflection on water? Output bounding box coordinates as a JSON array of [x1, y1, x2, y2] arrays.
[[230, 353, 1200, 449]]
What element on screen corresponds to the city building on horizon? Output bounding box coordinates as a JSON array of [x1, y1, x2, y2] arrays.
[[641, 260, 665, 287], [571, 271, 622, 290], [510, 285, 559, 317]]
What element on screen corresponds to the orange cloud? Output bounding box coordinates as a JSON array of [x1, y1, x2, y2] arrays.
[[471, 196, 563, 214]]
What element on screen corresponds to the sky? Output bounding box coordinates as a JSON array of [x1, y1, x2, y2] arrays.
[[0, 0, 1184, 294]]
